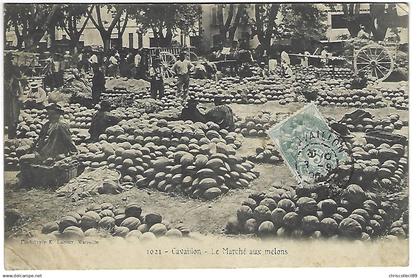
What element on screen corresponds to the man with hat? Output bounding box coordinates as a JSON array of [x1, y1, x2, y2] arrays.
[[31, 103, 77, 160], [25, 82, 48, 109], [148, 55, 165, 99], [89, 100, 121, 141], [204, 96, 235, 131], [91, 64, 106, 104], [172, 51, 194, 105]]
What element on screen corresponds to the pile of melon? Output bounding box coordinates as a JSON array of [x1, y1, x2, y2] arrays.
[[316, 67, 353, 80], [226, 182, 408, 240], [235, 112, 285, 138], [184, 78, 268, 105], [337, 141, 408, 194], [77, 118, 259, 200], [381, 85, 408, 110], [248, 144, 283, 164], [4, 139, 33, 170], [341, 113, 405, 133], [316, 87, 385, 108], [17, 109, 46, 139], [41, 202, 191, 240], [63, 104, 95, 129]]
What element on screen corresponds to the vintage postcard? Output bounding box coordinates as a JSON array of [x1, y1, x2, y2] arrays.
[[2, 2, 410, 270]]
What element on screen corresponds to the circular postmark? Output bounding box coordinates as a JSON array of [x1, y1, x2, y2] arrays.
[[294, 129, 354, 184]]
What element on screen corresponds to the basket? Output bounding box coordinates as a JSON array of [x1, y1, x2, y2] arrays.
[[20, 160, 79, 188]]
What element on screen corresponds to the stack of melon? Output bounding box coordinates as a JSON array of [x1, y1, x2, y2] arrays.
[[381, 85, 408, 110], [248, 144, 283, 164], [342, 113, 405, 133], [226, 183, 408, 240], [316, 67, 353, 80], [17, 109, 47, 139], [255, 77, 296, 103], [341, 142, 408, 194], [78, 118, 259, 200], [41, 202, 191, 240], [180, 78, 268, 105], [316, 87, 385, 108], [235, 112, 285, 137], [63, 104, 95, 129], [4, 139, 33, 170]]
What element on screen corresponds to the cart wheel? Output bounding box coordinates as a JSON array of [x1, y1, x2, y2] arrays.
[[159, 51, 177, 79], [354, 43, 394, 81]]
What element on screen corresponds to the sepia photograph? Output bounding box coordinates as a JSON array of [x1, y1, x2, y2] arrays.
[[1, 2, 413, 271]]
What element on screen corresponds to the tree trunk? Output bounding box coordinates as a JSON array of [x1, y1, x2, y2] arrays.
[[101, 32, 111, 52]]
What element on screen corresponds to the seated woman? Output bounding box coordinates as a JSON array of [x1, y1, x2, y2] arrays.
[[204, 96, 235, 131], [89, 100, 121, 141], [23, 103, 77, 162]]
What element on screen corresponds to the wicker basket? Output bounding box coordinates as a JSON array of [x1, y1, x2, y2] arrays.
[[20, 160, 79, 187]]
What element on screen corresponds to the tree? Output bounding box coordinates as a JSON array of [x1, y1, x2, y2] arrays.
[[86, 4, 126, 51], [57, 4, 93, 51], [247, 4, 281, 51], [134, 4, 201, 47], [280, 4, 327, 41], [4, 4, 61, 50], [215, 4, 248, 45]]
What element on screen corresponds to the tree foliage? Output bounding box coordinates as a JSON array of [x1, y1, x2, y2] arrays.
[[57, 4, 92, 49], [133, 4, 201, 47], [4, 3, 61, 50]]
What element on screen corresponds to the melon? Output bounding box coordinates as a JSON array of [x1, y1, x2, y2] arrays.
[[242, 198, 257, 210], [58, 216, 78, 233], [145, 213, 162, 225], [61, 226, 84, 239], [225, 216, 240, 234], [320, 217, 338, 236], [277, 199, 296, 212], [237, 205, 253, 223], [260, 198, 277, 211], [99, 209, 115, 218], [120, 217, 141, 230], [253, 205, 272, 223], [202, 187, 222, 200], [126, 230, 143, 239], [318, 199, 337, 215], [125, 203, 142, 218], [271, 208, 286, 227], [165, 229, 183, 238], [301, 215, 320, 233], [258, 221, 276, 236], [98, 216, 116, 231], [297, 197, 317, 215], [113, 226, 130, 237], [338, 218, 362, 238], [243, 218, 258, 234], [282, 212, 300, 229], [42, 221, 59, 234], [149, 223, 167, 237]]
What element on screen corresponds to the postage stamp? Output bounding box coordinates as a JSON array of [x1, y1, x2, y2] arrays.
[[268, 103, 352, 184]]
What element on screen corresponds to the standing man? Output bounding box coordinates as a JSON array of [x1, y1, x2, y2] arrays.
[[4, 53, 23, 139], [148, 56, 165, 99], [89, 51, 99, 72], [92, 65, 106, 105], [320, 46, 329, 66], [134, 49, 142, 79], [172, 51, 193, 105]]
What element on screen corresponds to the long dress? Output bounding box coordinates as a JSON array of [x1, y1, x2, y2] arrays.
[[34, 119, 77, 159]]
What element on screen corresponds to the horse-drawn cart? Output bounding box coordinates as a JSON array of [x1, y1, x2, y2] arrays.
[[144, 47, 199, 78]]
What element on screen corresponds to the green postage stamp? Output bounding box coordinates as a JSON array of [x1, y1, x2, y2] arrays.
[[268, 103, 351, 183]]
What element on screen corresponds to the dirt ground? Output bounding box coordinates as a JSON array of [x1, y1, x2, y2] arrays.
[[3, 100, 409, 238]]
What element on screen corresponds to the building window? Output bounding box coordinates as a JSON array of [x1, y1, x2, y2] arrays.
[[129, 33, 134, 49]]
